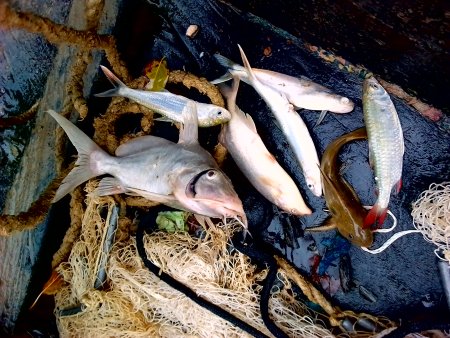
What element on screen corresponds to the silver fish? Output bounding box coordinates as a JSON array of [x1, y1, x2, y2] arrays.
[[212, 53, 354, 125], [95, 66, 231, 127], [222, 45, 322, 196], [218, 77, 311, 216], [362, 76, 404, 228], [47, 102, 246, 225]]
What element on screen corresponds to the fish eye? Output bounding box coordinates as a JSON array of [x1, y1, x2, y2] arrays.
[[217, 111, 222, 115], [348, 234, 354, 239], [307, 183, 313, 189], [206, 170, 217, 179], [370, 83, 379, 90]]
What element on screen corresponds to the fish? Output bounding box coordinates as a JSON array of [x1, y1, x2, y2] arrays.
[[46, 102, 246, 226], [223, 45, 322, 196], [362, 76, 404, 228], [212, 53, 354, 124], [95, 66, 231, 127], [308, 127, 373, 246], [218, 77, 311, 216]]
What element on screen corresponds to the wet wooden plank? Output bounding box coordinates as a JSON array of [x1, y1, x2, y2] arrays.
[[0, 0, 121, 331]]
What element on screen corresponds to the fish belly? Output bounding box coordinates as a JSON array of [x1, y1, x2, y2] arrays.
[[222, 122, 294, 206], [106, 145, 204, 195]]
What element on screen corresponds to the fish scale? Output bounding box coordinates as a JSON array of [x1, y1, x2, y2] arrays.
[[363, 77, 404, 228]]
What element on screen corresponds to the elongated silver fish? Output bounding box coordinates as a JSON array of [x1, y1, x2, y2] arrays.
[[362, 76, 404, 228], [95, 66, 231, 127], [218, 77, 311, 215], [47, 102, 246, 225], [220, 45, 322, 196], [212, 53, 354, 125]]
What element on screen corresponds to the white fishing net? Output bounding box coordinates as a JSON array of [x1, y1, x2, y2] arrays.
[[411, 182, 450, 262], [54, 181, 334, 338]]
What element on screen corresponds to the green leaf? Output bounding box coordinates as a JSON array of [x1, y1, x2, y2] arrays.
[[156, 211, 189, 233]]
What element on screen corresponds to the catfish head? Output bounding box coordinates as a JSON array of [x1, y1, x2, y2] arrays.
[[329, 213, 373, 247], [173, 168, 247, 227]]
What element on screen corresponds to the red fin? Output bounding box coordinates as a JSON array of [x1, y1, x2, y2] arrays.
[[363, 204, 388, 229], [394, 179, 402, 195]]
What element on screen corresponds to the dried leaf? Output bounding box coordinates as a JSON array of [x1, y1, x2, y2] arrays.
[[143, 58, 169, 92], [29, 270, 65, 309]]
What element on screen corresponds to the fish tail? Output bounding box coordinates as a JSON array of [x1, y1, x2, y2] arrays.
[[210, 72, 233, 85], [237, 44, 257, 82], [214, 53, 244, 72], [47, 110, 110, 202], [363, 203, 388, 229], [94, 65, 127, 97], [218, 76, 240, 103]]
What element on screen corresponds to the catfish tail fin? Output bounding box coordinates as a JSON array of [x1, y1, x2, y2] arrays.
[[214, 53, 244, 72], [47, 110, 111, 202], [237, 44, 257, 82], [210, 72, 233, 85]]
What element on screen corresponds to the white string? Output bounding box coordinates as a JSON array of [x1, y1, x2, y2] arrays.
[[361, 230, 421, 254], [362, 206, 398, 233], [361, 206, 421, 254]]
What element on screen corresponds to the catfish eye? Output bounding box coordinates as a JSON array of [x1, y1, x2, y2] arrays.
[[206, 170, 217, 179], [217, 111, 222, 115]]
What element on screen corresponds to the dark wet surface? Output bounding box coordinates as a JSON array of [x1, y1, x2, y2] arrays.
[[2, 0, 450, 333], [0, 0, 72, 212], [225, 0, 450, 116]]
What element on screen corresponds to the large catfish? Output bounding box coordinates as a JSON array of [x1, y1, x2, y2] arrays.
[[47, 102, 246, 226], [308, 128, 373, 247]]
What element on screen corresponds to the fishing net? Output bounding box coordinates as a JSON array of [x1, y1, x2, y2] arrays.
[[411, 182, 450, 262], [54, 181, 334, 338]]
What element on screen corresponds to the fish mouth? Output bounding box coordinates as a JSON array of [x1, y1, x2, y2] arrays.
[[189, 197, 247, 228]]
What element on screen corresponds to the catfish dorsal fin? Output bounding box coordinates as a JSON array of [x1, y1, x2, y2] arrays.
[[178, 101, 198, 145], [317, 164, 335, 190]]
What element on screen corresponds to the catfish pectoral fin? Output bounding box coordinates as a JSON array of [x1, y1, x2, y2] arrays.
[[313, 110, 328, 128], [126, 187, 183, 209], [305, 217, 337, 232]]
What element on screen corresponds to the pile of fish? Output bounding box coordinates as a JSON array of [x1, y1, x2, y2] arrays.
[[48, 45, 404, 247]]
